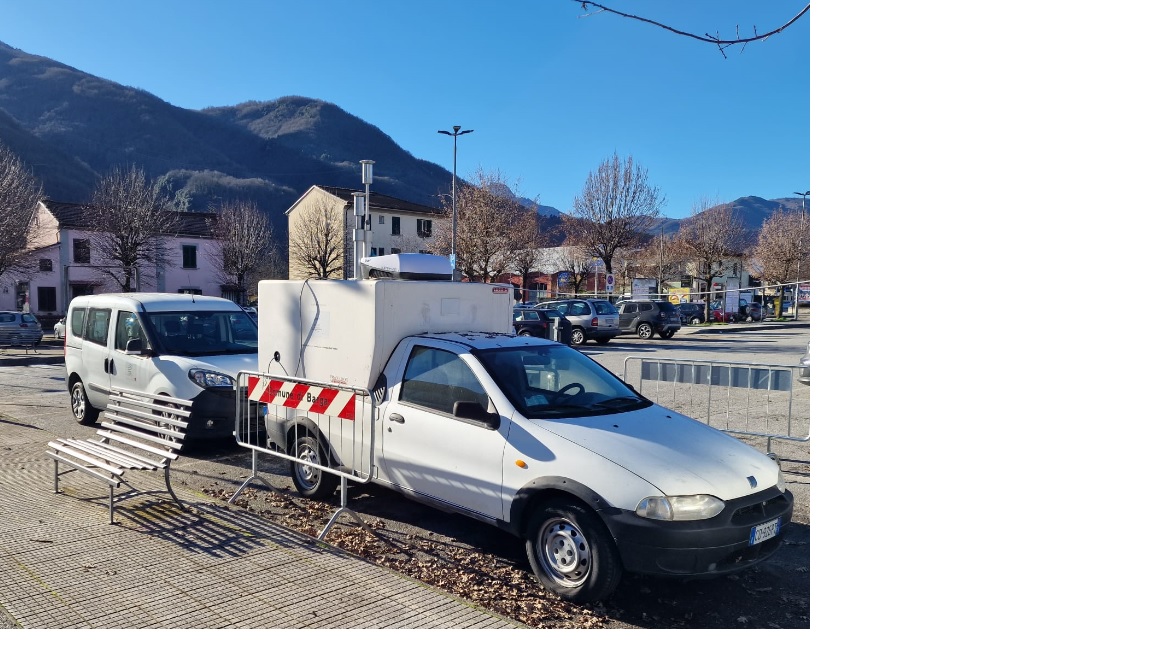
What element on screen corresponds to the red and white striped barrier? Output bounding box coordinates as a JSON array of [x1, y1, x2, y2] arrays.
[[247, 376, 357, 421]]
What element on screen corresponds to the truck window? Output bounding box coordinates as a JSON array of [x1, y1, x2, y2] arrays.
[[114, 310, 150, 352], [399, 346, 488, 415]]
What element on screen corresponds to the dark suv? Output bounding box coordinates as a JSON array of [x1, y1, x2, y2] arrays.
[[615, 299, 681, 340], [677, 302, 707, 325]]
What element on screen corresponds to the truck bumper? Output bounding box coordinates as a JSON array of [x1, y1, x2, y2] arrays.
[[186, 388, 240, 440], [601, 488, 794, 578]]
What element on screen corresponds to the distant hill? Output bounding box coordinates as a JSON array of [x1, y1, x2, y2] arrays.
[[0, 39, 800, 253]]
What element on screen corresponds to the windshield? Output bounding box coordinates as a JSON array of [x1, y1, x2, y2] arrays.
[[145, 310, 258, 356], [474, 345, 650, 419], [591, 301, 617, 315]]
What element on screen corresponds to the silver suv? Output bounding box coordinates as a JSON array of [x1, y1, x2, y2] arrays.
[[0, 311, 43, 348], [536, 298, 619, 345]]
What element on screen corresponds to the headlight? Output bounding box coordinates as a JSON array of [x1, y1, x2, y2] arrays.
[[776, 461, 787, 492], [635, 494, 725, 521], [188, 368, 235, 389]]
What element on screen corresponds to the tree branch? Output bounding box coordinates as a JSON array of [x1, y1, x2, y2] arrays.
[[573, 1, 810, 56]]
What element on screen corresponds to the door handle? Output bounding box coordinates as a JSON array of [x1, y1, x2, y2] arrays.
[[107, 358, 114, 374], [388, 413, 405, 424]]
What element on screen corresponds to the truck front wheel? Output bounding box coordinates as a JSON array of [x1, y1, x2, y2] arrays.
[[525, 498, 623, 603], [290, 432, 338, 499]]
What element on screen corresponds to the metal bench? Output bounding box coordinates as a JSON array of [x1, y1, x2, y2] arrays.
[[47, 388, 192, 523]]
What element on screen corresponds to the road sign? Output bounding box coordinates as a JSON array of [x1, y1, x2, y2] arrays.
[[606, 273, 615, 292]]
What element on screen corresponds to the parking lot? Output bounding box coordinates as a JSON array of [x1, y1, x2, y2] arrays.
[[0, 319, 809, 629]]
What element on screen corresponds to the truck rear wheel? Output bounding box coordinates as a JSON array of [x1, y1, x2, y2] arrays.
[[290, 432, 338, 499], [70, 379, 99, 426], [525, 498, 623, 603]]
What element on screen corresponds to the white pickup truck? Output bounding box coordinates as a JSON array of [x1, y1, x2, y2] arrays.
[[251, 254, 793, 602]]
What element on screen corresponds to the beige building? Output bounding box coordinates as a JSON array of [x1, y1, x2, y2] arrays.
[[284, 185, 445, 280]]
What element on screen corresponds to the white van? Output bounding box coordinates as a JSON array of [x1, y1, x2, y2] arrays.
[[64, 293, 258, 441]]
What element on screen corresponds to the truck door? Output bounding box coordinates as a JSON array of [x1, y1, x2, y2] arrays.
[[379, 341, 507, 522], [107, 309, 152, 396]]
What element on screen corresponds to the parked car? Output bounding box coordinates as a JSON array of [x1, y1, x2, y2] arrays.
[[64, 293, 257, 439], [512, 307, 550, 338], [615, 299, 681, 340], [677, 302, 707, 325], [535, 298, 620, 345], [709, 301, 730, 323], [54, 318, 67, 338], [0, 311, 43, 347], [739, 301, 763, 322]]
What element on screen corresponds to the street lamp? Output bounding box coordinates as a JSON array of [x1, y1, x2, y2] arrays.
[[793, 191, 809, 320], [437, 125, 473, 280]]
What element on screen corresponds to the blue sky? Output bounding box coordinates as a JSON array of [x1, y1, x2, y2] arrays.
[[0, 0, 809, 219]]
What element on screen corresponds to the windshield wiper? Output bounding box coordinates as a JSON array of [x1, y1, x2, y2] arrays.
[[593, 396, 649, 412]]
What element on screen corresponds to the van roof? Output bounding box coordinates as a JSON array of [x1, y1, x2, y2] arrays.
[[68, 293, 242, 313]]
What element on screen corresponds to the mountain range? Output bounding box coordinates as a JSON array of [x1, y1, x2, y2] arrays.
[[0, 40, 801, 251]]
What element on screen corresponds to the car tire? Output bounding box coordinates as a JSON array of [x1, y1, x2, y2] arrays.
[[290, 431, 339, 499], [70, 379, 100, 426], [658, 330, 675, 339], [525, 497, 623, 603], [570, 328, 587, 345], [690, 316, 702, 325], [636, 323, 653, 340], [517, 329, 533, 336], [594, 337, 612, 344]]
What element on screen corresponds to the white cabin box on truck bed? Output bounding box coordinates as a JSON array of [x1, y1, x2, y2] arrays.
[[258, 277, 515, 389]]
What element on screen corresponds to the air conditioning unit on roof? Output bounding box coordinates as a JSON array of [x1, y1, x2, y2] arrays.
[[361, 254, 453, 281]]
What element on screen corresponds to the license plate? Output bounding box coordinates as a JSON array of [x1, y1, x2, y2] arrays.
[[748, 518, 781, 546]]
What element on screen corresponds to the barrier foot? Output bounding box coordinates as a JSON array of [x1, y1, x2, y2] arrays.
[[317, 475, 370, 541]]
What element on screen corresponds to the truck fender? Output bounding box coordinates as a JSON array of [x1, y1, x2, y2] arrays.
[[508, 476, 615, 537]]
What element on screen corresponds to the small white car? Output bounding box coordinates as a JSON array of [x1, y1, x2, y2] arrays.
[[54, 319, 66, 338]]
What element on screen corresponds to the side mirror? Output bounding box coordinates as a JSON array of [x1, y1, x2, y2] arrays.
[[125, 338, 144, 355], [453, 401, 499, 429]]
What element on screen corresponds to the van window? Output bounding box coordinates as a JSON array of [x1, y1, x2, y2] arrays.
[[144, 310, 258, 356], [69, 308, 87, 338], [592, 301, 617, 315], [399, 346, 487, 415], [114, 311, 150, 352], [83, 309, 111, 344]]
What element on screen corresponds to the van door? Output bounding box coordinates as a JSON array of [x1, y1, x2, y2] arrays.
[[107, 309, 152, 396], [74, 307, 113, 409], [379, 341, 507, 522]]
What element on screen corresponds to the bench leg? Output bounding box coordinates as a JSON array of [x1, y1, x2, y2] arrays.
[[163, 467, 185, 511], [53, 457, 60, 493], [109, 484, 116, 524]]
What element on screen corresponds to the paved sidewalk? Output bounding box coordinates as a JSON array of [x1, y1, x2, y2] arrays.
[[0, 406, 523, 629]]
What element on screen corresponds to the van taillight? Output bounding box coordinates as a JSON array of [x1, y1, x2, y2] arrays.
[[591, 316, 599, 327]]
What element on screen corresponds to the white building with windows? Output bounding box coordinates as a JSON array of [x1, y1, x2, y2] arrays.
[[284, 185, 444, 280], [0, 200, 227, 321]]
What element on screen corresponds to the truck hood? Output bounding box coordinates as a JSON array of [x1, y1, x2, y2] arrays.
[[531, 405, 778, 501]]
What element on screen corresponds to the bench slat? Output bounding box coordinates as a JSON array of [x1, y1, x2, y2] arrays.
[[100, 419, 184, 451], [95, 430, 177, 465], [47, 441, 127, 477], [62, 438, 155, 470], [106, 403, 190, 430], [45, 451, 122, 487]]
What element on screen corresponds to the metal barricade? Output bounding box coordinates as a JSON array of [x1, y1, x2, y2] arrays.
[[623, 356, 810, 453], [233, 371, 377, 540]]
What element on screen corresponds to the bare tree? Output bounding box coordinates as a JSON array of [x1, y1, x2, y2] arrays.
[[507, 208, 547, 301], [430, 167, 528, 282], [571, 1, 810, 58], [673, 197, 745, 317], [555, 247, 595, 297], [566, 153, 663, 276], [85, 166, 177, 292], [0, 143, 45, 283], [289, 200, 344, 279], [633, 226, 683, 295], [210, 200, 274, 305], [751, 207, 810, 317]]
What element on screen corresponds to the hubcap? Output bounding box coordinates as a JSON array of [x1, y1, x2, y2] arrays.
[[538, 517, 591, 586], [295, 442, 321, 486], [71, 385, 85, 419]]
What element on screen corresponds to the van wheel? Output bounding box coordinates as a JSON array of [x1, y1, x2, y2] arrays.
[[570, 328, 587, 345], [690, 316, 702, 325], [525, 498, 623, 603], [70, 379, 99, 426], [658, 330, 675, 339], [636, 323, 654, 339], [517, 329, 533, 336], [290, 432, 338, 499]]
